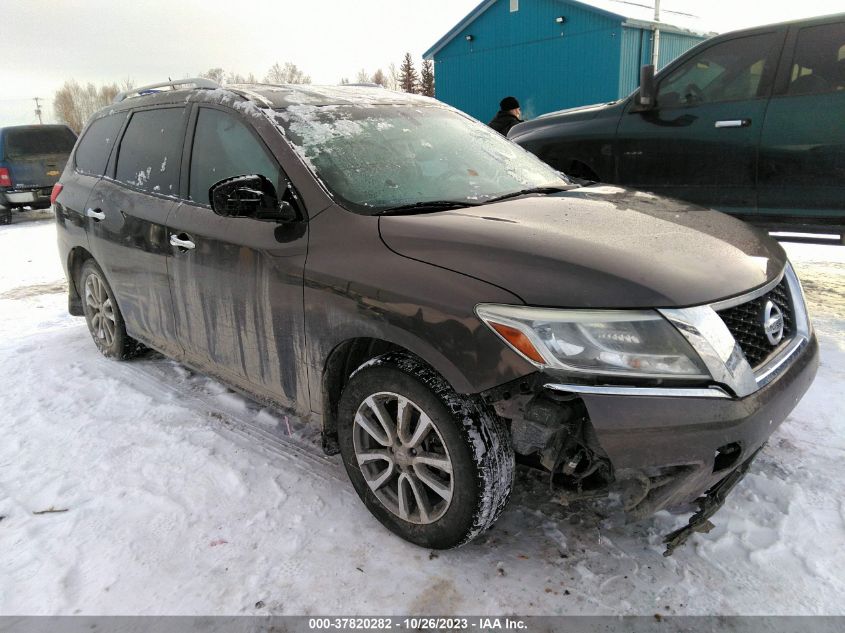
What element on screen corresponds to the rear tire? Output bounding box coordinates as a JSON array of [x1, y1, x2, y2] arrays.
[[0, 208, 10, 225], [338, 352, 514, 549], [79, 259, 143, 360]]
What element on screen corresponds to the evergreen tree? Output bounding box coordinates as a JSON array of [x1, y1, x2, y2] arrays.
[[399, 53, 418, 94], [420, 59, 435, 97]]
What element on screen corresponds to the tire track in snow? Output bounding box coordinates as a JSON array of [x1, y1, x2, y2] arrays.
[[106, 354, 349, 488]]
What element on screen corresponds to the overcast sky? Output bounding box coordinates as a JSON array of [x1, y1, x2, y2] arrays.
[[2, 0, 843, 126]]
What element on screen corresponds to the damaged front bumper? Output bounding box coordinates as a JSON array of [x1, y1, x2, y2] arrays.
[[485, 333, 819, 553]]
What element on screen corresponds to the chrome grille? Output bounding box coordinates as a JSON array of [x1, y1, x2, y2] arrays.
[[717, 278, 793, 368]]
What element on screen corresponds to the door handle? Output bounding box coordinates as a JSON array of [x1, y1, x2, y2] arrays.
[[715, 119, 751, 128], [86, 207, 105, 221], [169, 233, 196, 250]]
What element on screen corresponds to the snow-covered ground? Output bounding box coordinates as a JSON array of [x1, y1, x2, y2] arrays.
[[1, 216, 843, 616]]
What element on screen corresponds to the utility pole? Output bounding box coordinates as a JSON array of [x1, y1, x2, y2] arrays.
[[33, 97, 43, 124], [651, 0, 661, 69]]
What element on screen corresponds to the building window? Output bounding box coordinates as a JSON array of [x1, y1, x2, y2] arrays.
[[510, 0, 518, 12]]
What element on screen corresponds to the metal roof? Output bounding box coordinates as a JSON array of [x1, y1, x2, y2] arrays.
[[423, 0, 713, 59]]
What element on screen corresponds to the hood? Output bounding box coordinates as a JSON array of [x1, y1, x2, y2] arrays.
[[378, 186, 786, 309], [509, 101, 620, 139]]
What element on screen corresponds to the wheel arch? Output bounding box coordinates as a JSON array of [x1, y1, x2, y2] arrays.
[[67, 246, 95, 316], [319, 334, 475, 445], [565, 159, 601, 182]]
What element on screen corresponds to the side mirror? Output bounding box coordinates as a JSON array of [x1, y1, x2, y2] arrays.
[[209, 174, 298, 222], [636, 64, 657, 111]]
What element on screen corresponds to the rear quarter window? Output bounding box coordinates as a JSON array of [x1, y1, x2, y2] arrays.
[[4, 126, 76, 159], [788, 21, 845, 95], [75, 113, 127, 176], [115, 107, 185, 194]]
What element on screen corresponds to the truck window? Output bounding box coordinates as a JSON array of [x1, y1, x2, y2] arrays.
[[4, 126, 76, 159], [788, 22, 845, 95], [657, 32, 781, 107], [75, 113, 127, 176], [115, 108, 184, 195], [188, 108, 281, 205]]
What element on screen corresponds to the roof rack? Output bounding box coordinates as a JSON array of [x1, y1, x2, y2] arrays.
[[113, 78, 220, 103]]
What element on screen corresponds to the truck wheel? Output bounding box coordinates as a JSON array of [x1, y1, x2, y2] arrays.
[[338, 352, 514, 549], [0, 208, 10, 225], [79, 259, 143, 360]]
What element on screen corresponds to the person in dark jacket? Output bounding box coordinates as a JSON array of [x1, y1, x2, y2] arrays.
[[488, 97, 523, 136]]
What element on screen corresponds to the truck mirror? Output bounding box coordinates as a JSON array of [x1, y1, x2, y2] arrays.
[[638, 65, 657, 110]]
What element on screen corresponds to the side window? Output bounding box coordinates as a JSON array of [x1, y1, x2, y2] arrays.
[[657, 32, 781, 107], [188, 108, 281, 205], [115, 108, 184, 194], [75, 113, 126, 176], [788, 22, 845, 96]]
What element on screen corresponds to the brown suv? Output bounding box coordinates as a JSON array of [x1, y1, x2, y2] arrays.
[[53, 80, 818, 551]]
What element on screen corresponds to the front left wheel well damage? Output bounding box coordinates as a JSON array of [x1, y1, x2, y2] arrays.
[[482, 375, 614, 500]]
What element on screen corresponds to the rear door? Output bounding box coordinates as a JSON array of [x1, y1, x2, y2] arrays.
[[616, 30, 785, 213], [758, 19, 845, 227], [85, 106, 187, 358], [166, 104, 309, 410], [54, 112, 127, 253]]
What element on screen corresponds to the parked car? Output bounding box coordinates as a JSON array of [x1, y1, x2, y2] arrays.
[[0, 124, 77, 224], [53, 80, 818, 551], [509, 13, 845, 242]]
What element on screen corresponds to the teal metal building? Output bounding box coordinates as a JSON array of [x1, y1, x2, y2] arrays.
[[423, 0, 713, 121]]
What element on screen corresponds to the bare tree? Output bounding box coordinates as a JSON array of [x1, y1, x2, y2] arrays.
[[339, 77, 350, 85], [371, 69, 386, 87], [398, 53, 418, 94], [385, 63, 401, 91], [264, 62, 312, 85], [53, 80, 121, 134], [199, 67, 226, 84], [420, 60, 435, 97], [225, 71, 258, 84], [355, 68, 371, 83]]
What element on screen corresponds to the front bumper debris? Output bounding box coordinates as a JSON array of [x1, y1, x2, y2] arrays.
[[662, 447, 761, 556], [484, 333, 818, 552]]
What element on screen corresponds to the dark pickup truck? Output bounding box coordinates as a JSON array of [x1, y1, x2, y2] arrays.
[[509, 13, 845, 242], [0, 124, 77, 224]]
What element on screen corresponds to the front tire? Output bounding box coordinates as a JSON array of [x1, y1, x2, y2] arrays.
[[79, 259, 142, 360], [338, 352, 514, 549]]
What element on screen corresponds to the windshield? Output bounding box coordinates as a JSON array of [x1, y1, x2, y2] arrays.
[[274, 104, 569, 213], [4, 126, 76, 159]]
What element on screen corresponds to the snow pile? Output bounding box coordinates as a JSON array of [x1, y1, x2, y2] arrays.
[[0, 219, 843, 615]]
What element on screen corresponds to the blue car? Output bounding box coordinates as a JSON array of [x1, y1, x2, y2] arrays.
[[0, 124, 77, 224]]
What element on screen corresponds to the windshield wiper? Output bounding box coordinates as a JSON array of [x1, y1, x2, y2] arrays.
[[376, 200, 482, 216], [482, 185, 575, 205]]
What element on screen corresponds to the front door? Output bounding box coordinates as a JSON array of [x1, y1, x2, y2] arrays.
[[758, 20, 845, 227], [85, 106, 187, 358], [166, 105, 309, 410], [616, 30, 785, 213]]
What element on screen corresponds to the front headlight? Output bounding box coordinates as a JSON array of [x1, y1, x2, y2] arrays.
[[476, 304, 709, 378]]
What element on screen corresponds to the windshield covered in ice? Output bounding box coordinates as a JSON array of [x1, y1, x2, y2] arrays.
[[274, 104, 569, 213]]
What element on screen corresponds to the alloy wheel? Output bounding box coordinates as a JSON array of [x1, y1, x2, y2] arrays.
[[84, 272, 116, 348], [353, 392, 454, 524]]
